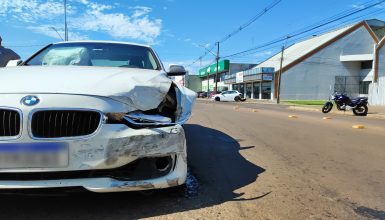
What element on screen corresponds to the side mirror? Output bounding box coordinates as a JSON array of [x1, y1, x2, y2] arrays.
[[167, 64, 186, 76], [6, 60, 22, 67]]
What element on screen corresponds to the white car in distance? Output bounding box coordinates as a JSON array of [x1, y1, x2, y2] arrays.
[[212, 90, 245, 102]]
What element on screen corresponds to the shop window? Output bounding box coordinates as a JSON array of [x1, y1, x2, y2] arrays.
[[253, 82, 260, 99], [262, 82, 271, 99], [239, 84, 245, 94], [246, 83, 252, 99]]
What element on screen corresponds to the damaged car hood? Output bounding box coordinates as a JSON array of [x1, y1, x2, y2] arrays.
[[0, 66, 172, 111]]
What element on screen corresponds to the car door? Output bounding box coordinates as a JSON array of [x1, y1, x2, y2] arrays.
[[227, 91, 235, 101], [221, 91, 229, 101]]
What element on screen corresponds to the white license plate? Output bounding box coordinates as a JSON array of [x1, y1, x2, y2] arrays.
[[0, 143, 68, 168]]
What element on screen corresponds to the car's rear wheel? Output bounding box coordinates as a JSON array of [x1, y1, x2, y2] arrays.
[[215, 97, 220, 101]]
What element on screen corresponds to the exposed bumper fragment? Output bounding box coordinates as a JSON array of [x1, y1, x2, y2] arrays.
[[0, 124, 187, 192]]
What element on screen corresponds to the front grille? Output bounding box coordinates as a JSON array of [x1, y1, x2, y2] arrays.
[[0, 109, 21, 137], [31, 110, 101, 138]]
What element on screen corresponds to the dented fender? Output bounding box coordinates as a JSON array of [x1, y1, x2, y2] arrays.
[[174, 83, 197, 124]]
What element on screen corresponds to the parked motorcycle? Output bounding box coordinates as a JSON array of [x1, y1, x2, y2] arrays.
[[322, 92, 368, 116]]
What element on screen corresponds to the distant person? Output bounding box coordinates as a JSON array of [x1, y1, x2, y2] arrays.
[[0, 36, 21, 67]]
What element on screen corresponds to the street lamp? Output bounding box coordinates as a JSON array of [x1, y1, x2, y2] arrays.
[[64, 0, 68, 41], [50, 27, 64, 41]]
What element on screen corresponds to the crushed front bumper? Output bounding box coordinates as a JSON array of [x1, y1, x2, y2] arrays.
[[0, 124, 187, 192]]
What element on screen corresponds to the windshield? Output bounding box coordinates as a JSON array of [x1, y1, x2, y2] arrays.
[[24, 42, 160, 70]]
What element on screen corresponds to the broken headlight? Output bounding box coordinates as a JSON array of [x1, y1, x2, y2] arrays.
[[106, 84, 178, 128], [106, 111, 176, 128], [124, 112, 176, 127]]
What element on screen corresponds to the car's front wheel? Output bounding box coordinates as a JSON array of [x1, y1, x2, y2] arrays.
[[214, 97, 220, 101]]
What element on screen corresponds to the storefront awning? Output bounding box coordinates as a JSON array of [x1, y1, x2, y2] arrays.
[[198, 60, 230, 77]]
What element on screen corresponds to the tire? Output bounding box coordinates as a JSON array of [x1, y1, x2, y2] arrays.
[[353, 105, 368, 116], [322, 102, 333, 113], [214, 97, 220, 102], [234, 96, 241, 102]]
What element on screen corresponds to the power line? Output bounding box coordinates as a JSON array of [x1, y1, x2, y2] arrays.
[[222, 0, 385, 59], [186, 0, 282, 67], [229, 7, 385, 62], [219, 0, 283, 44]]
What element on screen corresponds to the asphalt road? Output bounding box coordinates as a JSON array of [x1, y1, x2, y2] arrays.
[[0, 100, 384, 219]]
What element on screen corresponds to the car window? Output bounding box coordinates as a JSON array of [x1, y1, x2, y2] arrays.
[[25, 43, 160, 70]]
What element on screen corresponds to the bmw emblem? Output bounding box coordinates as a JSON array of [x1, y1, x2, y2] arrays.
[[21, 95, 40, 106]]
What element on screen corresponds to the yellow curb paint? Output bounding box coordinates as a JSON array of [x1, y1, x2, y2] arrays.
[[252, 109, 258, 112], [352, 125, 365, 129], [288, 115, 298, 118], [323, 117, 332, 120]]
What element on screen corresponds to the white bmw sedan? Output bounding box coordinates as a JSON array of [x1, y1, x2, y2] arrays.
[[0, 41, 195, 192]]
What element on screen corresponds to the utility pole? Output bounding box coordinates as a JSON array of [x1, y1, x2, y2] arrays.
[[198, 44, 218, 98], [64, 0, 68, 41], [200, 57, 209, 98], [214, 42, 220, 94], [276, 45, 284, 104]]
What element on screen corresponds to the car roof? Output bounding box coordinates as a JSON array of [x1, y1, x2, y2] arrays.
[[53, 40, 151, 48]]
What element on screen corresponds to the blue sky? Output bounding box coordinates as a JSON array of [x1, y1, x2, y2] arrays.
[[1, 0, 385, 73]]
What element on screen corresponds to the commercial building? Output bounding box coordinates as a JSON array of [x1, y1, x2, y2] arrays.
[[198, 60, 256, 93], [248, 19, 385, 104], [224, 67, 275, 100]]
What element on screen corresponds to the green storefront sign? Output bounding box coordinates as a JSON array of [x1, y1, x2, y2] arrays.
[[198, 60, 230, 77]]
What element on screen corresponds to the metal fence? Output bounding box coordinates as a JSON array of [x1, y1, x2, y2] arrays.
[[334, 76, 362, 96]]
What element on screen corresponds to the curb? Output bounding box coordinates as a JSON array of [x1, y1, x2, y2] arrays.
[[287, 106, 385, 120]]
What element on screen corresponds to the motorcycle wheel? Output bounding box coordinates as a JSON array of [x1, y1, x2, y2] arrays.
[[322, 102, 333, 113], [353, 105, 368, 116]]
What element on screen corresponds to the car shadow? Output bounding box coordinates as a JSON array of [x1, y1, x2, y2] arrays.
[[0, 124, 265, 219]]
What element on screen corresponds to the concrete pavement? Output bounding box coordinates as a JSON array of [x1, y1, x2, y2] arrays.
[[0, 100, 383, 219]]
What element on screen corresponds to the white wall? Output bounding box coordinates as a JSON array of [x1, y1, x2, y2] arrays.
[[280, 26, 376, 100], [369, 44, 385, 105]]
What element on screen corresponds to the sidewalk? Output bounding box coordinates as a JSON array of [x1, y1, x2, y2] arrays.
[[197, 98, 385, 119], [286, 103, 385, 119]]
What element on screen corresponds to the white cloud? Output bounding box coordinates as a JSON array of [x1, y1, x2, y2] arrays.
[[255, 51, 273, 58], [0, 0, 162, 44], [71, 3, 161, 43], [351, 4, 365, 9], [77, 0, 89, 4], [131, 6, 152, 18], [0, 0, 64, 23]]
